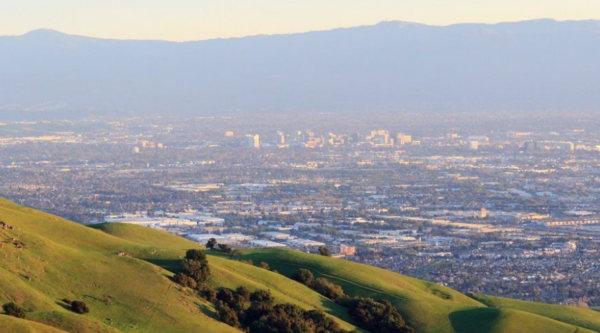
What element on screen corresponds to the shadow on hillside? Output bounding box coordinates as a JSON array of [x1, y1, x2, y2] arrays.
[[449, 308, 500, 333], [143, 258, 183, 273], [196, 301, 219, 320]]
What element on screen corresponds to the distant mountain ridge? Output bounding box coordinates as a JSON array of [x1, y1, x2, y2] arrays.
[[1, 19, 600, 118]]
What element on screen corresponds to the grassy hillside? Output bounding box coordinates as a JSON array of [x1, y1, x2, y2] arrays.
[[0, 316, 68, 333], [0, 198, 238, 333], [0, 199, 362, 333], [92, 223, 363, 332], [95, 222, 600, 333], [208, 248, 599, 333], [218, 248, 483, 333], [1, 197, 598, 333], [448, 307, 596, 333], [471, 294, 600, 332]]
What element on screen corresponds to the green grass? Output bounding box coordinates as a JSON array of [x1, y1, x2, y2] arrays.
[[0, 316, 68, 333], [448, 307, 597, 333], [471, 293, 600, 332], [214, 248, 483, 333], [208, 248, 600, 333], [91, 223, 364, 332], [2, 197, 598, 333], [0, 198, 238, 333]]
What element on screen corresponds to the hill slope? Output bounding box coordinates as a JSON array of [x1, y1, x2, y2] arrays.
[[1, 19, 600, 117], [93, 222, 600, 333], [0, 198, 362, 332], [1, 197, 598, 333]]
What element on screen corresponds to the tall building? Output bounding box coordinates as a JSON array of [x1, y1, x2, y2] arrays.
[[559, 142, 574, 151], [276, 131, 286, 145], [246, 134, 260, 148], [397, 133, 412, 145], [339, 244, 356, 256], [469, 141, 479, 150], [292, 131, 303, 144], [523, 141, 538, 152]]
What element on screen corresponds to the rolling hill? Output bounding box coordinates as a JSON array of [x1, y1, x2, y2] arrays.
[[1, 197, 599, 333], [1, 19, 600, 118]]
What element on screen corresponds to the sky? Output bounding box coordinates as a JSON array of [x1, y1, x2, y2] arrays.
[[1, 0, 599, 41]]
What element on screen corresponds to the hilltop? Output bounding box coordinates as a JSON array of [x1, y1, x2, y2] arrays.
[[1, 197, 599, 332], [2, 19, 600, 119]]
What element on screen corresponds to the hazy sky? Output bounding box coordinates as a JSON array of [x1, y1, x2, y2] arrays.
[[1, 0, 598, 41]]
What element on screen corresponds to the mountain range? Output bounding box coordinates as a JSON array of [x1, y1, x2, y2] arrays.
[[1, 19, 600, 118]]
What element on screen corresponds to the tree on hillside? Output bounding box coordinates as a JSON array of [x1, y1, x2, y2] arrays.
[[294, 268, 314, 287], [179, 248, 212, 286], [346, 297, 417, 333], [71, 301, 90, 314], [318, 247, 331, 257], [235, 286, 251, 302], [218, 244, 233, 253], [312, 278, 345, 302], [185, 249, 207, 262], [217, 288, 235, 304], [216, 301, 241, 328], [206, 238, 218, 249], [182, 258, 211, 285], [174, 272, 198, 289], [2, 302, 25, 318]]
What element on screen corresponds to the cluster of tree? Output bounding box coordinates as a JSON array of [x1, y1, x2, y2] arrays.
[[294, 269, 344, 301], [318, 246, 331, 257], [345, 298, 417, 333], [175, 249, 211, 289], [61, 299, 90, 314], [206, 238, 243, 256], [210, 287, 349, 333], [2, 302, 26, 318], [71, 301, 90, 314], [294, 268, 417, 333]]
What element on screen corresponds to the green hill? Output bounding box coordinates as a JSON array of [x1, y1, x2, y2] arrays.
[[1, 197, 598, 333], [470, 294, 600, 332]]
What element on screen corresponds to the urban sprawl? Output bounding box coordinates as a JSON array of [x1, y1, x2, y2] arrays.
[[2, 112, 600, 308]]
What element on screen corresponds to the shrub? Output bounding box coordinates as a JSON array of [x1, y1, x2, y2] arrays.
[[185, 249, 207, 262], [259, 262, 271, 270], [318, 247, 331, 257], [294, 268, 314, 286], [206, 238, 217, 250], [217, 288, 235, 305], [305, 309, 344, 333], [216, 301, 241, 328], [218, 244, 232, 253], [3, 302, 25, 318], [182, 258, 211, 285], [250, 289, 274, 304], [212, 288, 346, 333], [235, 286, 251, 302], [174, 272, 198, 289], [203, 286, 217, 302], [71, 301, 90, 314], [346, 297, 417, 333], [312, 278, 345, 302]]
